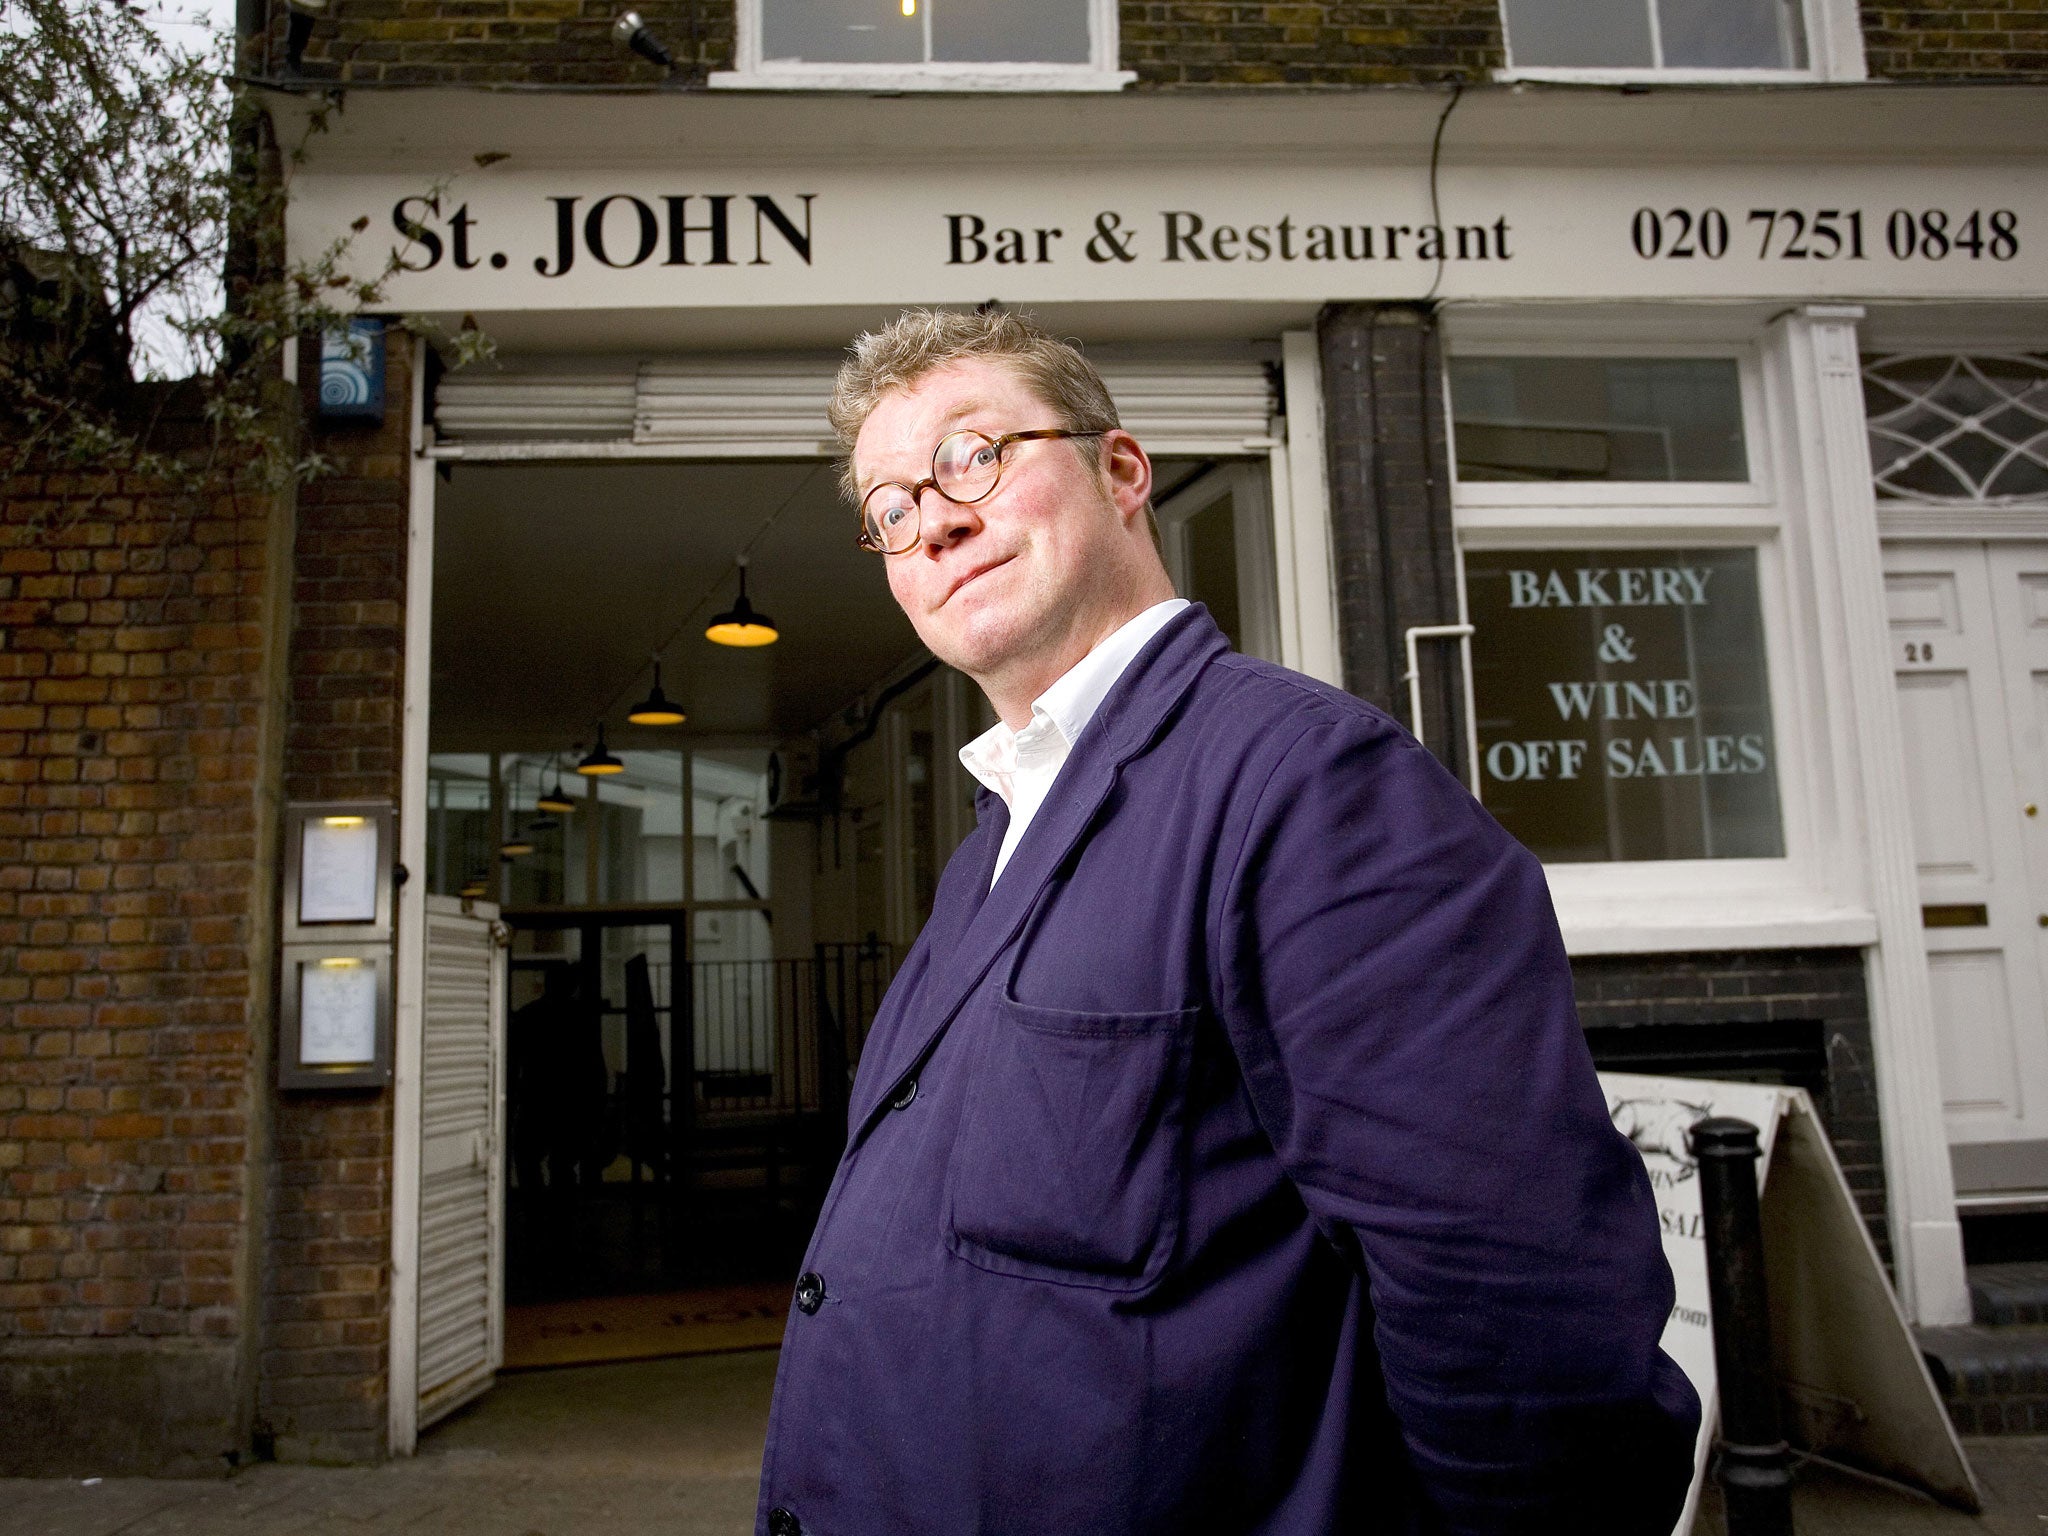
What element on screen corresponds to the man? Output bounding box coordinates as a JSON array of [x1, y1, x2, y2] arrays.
[[756, 309, 1699, 1536]]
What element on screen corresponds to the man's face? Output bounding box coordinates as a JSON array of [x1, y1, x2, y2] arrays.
[[854, 358, 1146, 686]]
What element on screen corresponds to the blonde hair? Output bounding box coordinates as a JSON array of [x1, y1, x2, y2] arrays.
[[829, 308, 1121, 500]]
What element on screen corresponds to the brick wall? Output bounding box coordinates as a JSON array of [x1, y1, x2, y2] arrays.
[[286, 0, 1504, 87], [1122, 2, 1502, 85], [286, 0, 731, 86], [0, 467, 292, 1475], [255, 338, 414, 1463], [277, 0, 2048, 88], [1574, 949, 1891, 1266], [1862, 2, 2048, 79]]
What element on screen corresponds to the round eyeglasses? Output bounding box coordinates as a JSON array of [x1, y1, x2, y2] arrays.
[[857, 427, 1108, 554]]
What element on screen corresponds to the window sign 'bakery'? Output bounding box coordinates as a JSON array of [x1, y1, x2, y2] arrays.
[[1465, 548, 1783, 864]]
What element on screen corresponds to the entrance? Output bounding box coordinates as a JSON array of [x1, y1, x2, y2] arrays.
[[387, 341, 1314, 1445], [1886, 541, 2048, 1199]]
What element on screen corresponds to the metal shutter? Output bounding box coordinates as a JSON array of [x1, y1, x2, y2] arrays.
[[415, 895, 505, 1429], [432, 346, 1277, 457]]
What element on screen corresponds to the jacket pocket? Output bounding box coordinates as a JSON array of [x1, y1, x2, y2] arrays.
[[943, 988, 1196, 1292]]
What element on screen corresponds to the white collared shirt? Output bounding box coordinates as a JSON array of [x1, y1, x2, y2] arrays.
[[958, 599, 1190, 887]]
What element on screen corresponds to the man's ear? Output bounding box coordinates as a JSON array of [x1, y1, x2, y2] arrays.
[[1102, 429, 1153, 526]]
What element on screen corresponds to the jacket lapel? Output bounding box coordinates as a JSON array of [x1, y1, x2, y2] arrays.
[[847, 606, 1229, 1131]]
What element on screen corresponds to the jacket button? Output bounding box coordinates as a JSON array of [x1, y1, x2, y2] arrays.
[[794, 1271, 825, 1315], [768, 1508, 801, 1536], [889, 1076, 918, 1111]]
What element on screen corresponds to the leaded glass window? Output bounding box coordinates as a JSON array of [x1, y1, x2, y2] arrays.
[[1863, 354, 2048, 504]]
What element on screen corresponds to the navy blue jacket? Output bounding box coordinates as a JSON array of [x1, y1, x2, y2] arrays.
[[758, 606, 1699, 1535]]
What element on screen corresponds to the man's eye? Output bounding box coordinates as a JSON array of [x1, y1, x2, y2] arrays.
[[972, 445, 999, 469], [881, 503, 911, 527]]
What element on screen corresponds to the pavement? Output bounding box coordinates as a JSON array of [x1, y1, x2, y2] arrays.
[[6, 1346, 2048, 1535]]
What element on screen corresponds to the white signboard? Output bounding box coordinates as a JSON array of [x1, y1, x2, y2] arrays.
[[288, 161, 2048, 314], [298, 958, 381, 1066], [299, 815, 382, 925], [1600, 1072, 1979, 1532]]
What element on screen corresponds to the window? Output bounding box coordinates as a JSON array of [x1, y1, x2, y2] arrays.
[[1465, 547, 1784, 863], [1497, 0, 1864, 79], [1156, 462, 1282, 662], [1450, 356, 1748, 484], [717, 0, 1131, 90], [1863, 354, 2048, 504], [1443, 330, 1864, 954]]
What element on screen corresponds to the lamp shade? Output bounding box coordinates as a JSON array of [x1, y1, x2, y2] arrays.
[[536, 777, 578, 814], [707, 563, 778, 647], [576, 722, 625, 776], [627, 659, 687, 725], [500, 835, 534, 857]]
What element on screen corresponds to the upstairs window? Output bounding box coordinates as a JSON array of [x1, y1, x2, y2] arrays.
[[763, 0, 1088, 66], [1498, 0, 1864, 79], [720, 0, 1130, 89]]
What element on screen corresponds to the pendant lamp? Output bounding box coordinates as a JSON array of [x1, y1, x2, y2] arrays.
[[577, 721, 625, 776], [627, 657, 687, 725], [500, 833, 534, 857], [706, 558, 779, 648], [536, 772, 578, 814], [459, 873, 488, 898]]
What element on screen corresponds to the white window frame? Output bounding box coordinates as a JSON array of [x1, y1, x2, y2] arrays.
[[1157, 462, 1284, 665], [1447, 319, 1876, 955], [1492, 0, 1867, 84], [711, 0, 1134, 92]]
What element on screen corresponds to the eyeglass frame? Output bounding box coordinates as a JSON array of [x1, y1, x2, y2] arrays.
[[856, 426, 1110, 554]]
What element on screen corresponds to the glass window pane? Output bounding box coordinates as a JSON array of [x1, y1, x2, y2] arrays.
[[1450, 356, 1748, 482], [1503, 0, 1653, 67], [1658, 0, 1805, 68], [693, 749, 774, 904], [1864, 354, 2048, 502], [1465, 547, 1784, 863], [586, 752, 685, 905], [427, 754, 492, 897], [762, 0, 922, 64], [931, 0, 1089, 63], [1184, 495, 1245, 653]]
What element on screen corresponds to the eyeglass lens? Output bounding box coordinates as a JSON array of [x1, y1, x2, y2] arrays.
[[860, 430, 1006, 551]]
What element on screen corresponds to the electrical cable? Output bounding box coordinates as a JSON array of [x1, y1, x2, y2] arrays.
[[1420, 80, 1465, 306]]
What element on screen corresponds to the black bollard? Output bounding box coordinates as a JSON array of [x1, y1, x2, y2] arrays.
[[1690, 1115, 1794, 1536]]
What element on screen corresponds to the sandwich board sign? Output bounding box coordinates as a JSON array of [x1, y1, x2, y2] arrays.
[[1598, 1073, 1982, 1533]]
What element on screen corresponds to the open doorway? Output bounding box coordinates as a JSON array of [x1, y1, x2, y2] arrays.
[[426, 456, 942, 1377], [410, 439, 1285, 1414]]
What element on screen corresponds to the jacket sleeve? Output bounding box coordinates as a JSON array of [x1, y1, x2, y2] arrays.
[[1210, 705, 1701, 1535]]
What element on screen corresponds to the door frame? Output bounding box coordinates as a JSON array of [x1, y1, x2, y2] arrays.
[[387, 334, 1340, 1451], [1881, 525, 2048, 1207]]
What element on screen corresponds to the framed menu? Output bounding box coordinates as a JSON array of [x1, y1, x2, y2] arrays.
[[282, 802, 394, 942]]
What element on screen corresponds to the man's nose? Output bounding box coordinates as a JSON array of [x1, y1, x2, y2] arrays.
[[919, 487, 979, 551]]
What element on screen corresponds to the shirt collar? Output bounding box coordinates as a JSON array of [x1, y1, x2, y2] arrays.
[[958, 599, 1189, 801]]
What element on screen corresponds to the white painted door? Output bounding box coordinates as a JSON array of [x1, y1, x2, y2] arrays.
[[415, 894, 507, 1428], [1885, 542, 2048, 1179]]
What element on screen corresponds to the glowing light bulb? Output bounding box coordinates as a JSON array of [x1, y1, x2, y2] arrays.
[[901, 0, 914, 14]]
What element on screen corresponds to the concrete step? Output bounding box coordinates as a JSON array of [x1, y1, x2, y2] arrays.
[[1969, 1261, 2048, 1326], [1917, 1323, 2048, 1435]]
